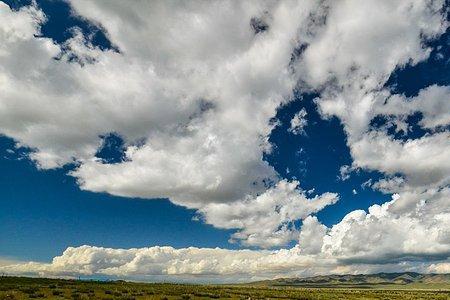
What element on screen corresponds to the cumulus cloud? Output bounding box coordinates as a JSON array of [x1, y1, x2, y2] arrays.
[[0, 1, 327, 247], [308, 1, 446, 129], [198, 180, 338, 248], [428, 262, 450, 274], [351, 131, 450, 190], [304, 0, 449, 194], [0, 245, 325, 282], [296, 2, 450, 270], [298, 216, 327, 255], [321, 188, 450, 263]]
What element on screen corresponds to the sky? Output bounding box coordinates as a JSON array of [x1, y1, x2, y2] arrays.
[[0, 0, 449, 283]]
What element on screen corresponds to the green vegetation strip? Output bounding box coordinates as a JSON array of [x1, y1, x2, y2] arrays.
[[0, 276, 449, 300]]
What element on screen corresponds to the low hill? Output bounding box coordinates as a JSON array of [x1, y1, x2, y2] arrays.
[[251, 272, 450, 289]]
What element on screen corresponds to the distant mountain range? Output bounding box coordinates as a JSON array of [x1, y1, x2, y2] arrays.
[[251, 272, 450, 288]]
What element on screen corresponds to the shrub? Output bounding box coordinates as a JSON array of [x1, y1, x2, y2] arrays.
[[29, 293, 45, 298], [52, 289, 64, 296], [0, 292, 16, 300]]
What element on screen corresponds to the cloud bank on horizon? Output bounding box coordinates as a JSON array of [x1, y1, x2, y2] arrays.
[[0, 0, 449, 281]]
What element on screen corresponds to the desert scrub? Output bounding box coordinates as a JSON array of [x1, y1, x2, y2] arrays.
[[0, 276, 449, 300]]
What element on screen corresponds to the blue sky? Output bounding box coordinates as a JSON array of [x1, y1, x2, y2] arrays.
[[0, 0, 449, 281]]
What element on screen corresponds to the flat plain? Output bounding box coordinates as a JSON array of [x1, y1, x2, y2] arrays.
[[1, 276, 450, 300]]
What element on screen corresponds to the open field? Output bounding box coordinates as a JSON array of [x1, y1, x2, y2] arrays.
[[1, 276, 449, 300]]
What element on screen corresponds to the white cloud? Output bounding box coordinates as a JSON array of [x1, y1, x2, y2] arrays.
[[0, 1, 328, 247], [199, 180, 338, 248], [309, 0, 447, 139], [302, 0, 449, 196], [0, 245, 326, 282], [321, 188, 450, 263], [351, 131, 450, 190], [428, 262, 450, 274], [1, 213, 449, 282], [64, 0, 318, 212], [293, 1, 450, 271], [376, 85, 450, 130], [288, 108, 308, 135], [298, 216, 327, 255]]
